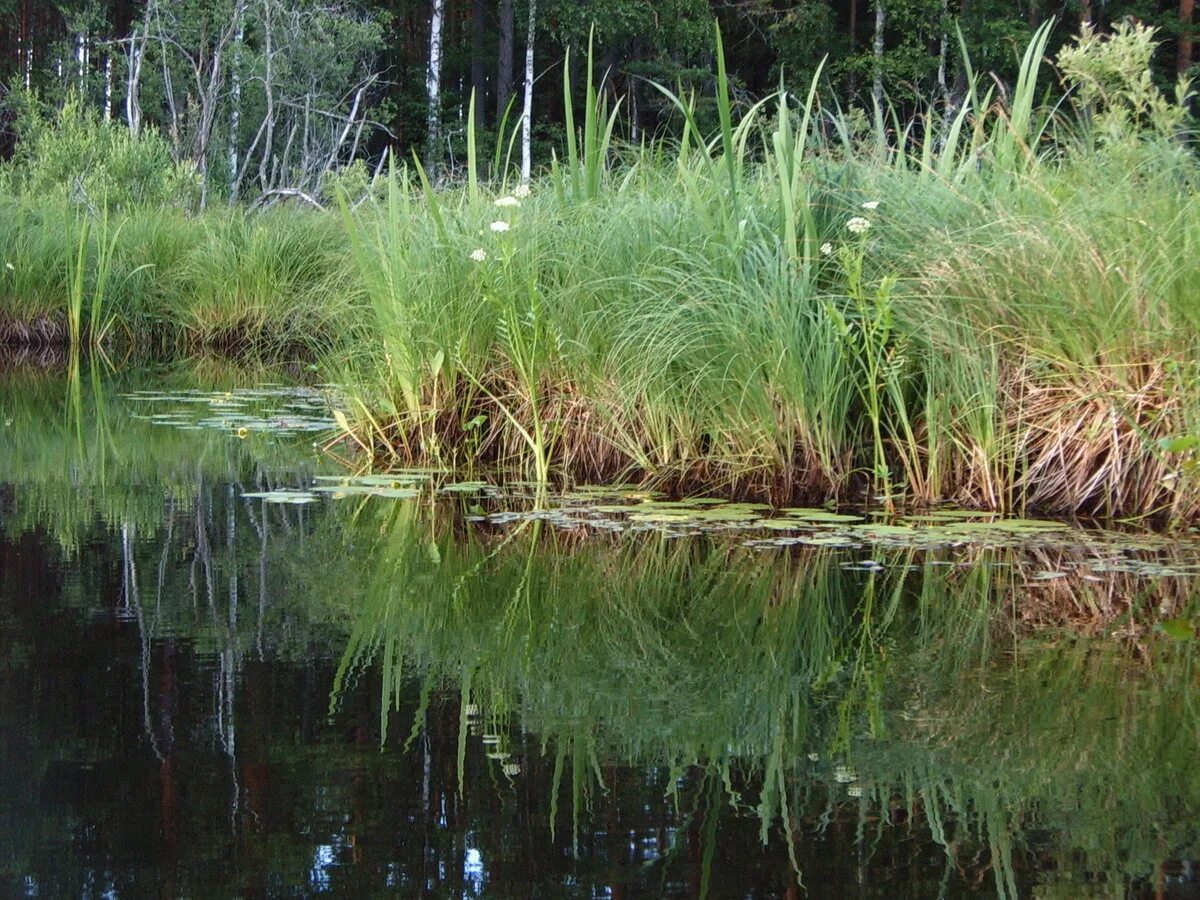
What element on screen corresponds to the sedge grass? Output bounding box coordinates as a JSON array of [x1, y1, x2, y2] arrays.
[[327, 23, 1200, 519]]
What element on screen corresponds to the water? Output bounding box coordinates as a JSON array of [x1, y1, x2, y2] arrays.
[[2, 363, 1200, 898]]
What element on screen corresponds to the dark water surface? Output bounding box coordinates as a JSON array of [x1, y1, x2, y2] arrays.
[[3, 364, 1200, 898]]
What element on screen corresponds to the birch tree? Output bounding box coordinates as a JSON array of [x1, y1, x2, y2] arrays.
[[520, 0, 535, 184], [872, 0, 885, 111], [426, 0, 444, 171]]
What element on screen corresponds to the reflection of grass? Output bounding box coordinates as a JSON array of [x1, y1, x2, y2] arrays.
[[0, 362, 326, 552], [321, 501, 1200, 896]]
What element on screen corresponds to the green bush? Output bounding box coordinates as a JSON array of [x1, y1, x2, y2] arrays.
[[6, 93, 200, 209]]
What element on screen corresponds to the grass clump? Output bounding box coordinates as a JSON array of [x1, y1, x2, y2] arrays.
[[333, 22, 1200, 520], [0, 197, 357, 358]]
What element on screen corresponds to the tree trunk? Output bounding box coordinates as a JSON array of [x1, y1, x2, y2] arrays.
[[104, 54, 113, 120], [426, 0, 445, 172], [872, 0, 885, 111], [125, 21, 148, 133], [1180, 0, 1195, 75], [848, 0, 857, 93], [937, 0, 949, 109], [520, 0, 535, 183], [230, 3, 245, 183], [471, 0, 486, 132], [496, 0, 514, 121]]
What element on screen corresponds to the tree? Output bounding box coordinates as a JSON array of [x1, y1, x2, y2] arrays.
[[1180, 0, 1195, 74], [426, 0, 444, 171], [520, 0, 534, 183], [497, 0, 515, 122]]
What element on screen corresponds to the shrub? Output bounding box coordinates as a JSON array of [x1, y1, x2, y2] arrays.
[[6, 93, 200, 209]]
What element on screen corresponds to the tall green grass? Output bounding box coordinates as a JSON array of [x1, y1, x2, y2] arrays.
[[330, 21, 1200, 520], [0, 195, 357, 359]]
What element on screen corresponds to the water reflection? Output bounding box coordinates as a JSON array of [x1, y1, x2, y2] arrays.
[[2, 365, 1200, 897]]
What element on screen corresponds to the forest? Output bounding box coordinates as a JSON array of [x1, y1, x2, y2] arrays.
[[1, 0, 1197, 199]]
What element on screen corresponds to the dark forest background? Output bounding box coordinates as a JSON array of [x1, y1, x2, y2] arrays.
[[0, 0, 1194, 199]]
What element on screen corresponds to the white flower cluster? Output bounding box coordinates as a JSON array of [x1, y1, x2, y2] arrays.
[[513, 183, 531, 198], [820, 242, 833, 256], [846, 216, 871, 234], [861, 200, 880, 210], [494, 195, 521, 208], [469, 248, 487, 263], [489, 220, 510, 233]]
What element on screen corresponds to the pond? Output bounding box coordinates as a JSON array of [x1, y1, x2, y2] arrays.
[[2, 361, 1200, 898]]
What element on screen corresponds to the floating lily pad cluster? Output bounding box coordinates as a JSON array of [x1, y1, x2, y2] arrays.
[[464, 487, 1200, 573], [134, 395, 1200, 575], [242, 472, 494, 505], [124, 386, 336, 437]]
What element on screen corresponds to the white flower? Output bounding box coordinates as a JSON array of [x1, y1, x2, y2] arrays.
[[4, 262, 13, 270], [834, 765, 858, 784], [847, 784, 863, 798], [847, 216, 871, 234], [861, 200, 880, 210], [820, 242, 833, 256], [494, 195, 521, 208], [502, 762, 521, 777], [489, 220, 510, 233], [469, 248, 487, 263], [513, 183, 531, 198]]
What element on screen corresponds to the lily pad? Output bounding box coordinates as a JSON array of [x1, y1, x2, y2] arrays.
[[241, 490, 320, 504], [782, 509, 865, 523]]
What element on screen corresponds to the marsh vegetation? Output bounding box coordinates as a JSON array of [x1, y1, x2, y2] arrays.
[[3, 24, 1199, 518]]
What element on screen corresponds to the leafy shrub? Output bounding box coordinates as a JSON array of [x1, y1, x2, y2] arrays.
[[6, 93, 200, 208], [1058, 22, 1193, 144]]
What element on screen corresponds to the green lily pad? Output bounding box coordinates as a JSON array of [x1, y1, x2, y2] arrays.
[[241, 490, 320, 504], [782, 509, 865, 523]]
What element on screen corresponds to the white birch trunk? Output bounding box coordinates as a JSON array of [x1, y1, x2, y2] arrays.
[[520, 0, 536, 184], [230, 4, 245, 182], [126, 20, 149, 134], [426, 0, 444, 170], [104, 55, 113, 120]]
